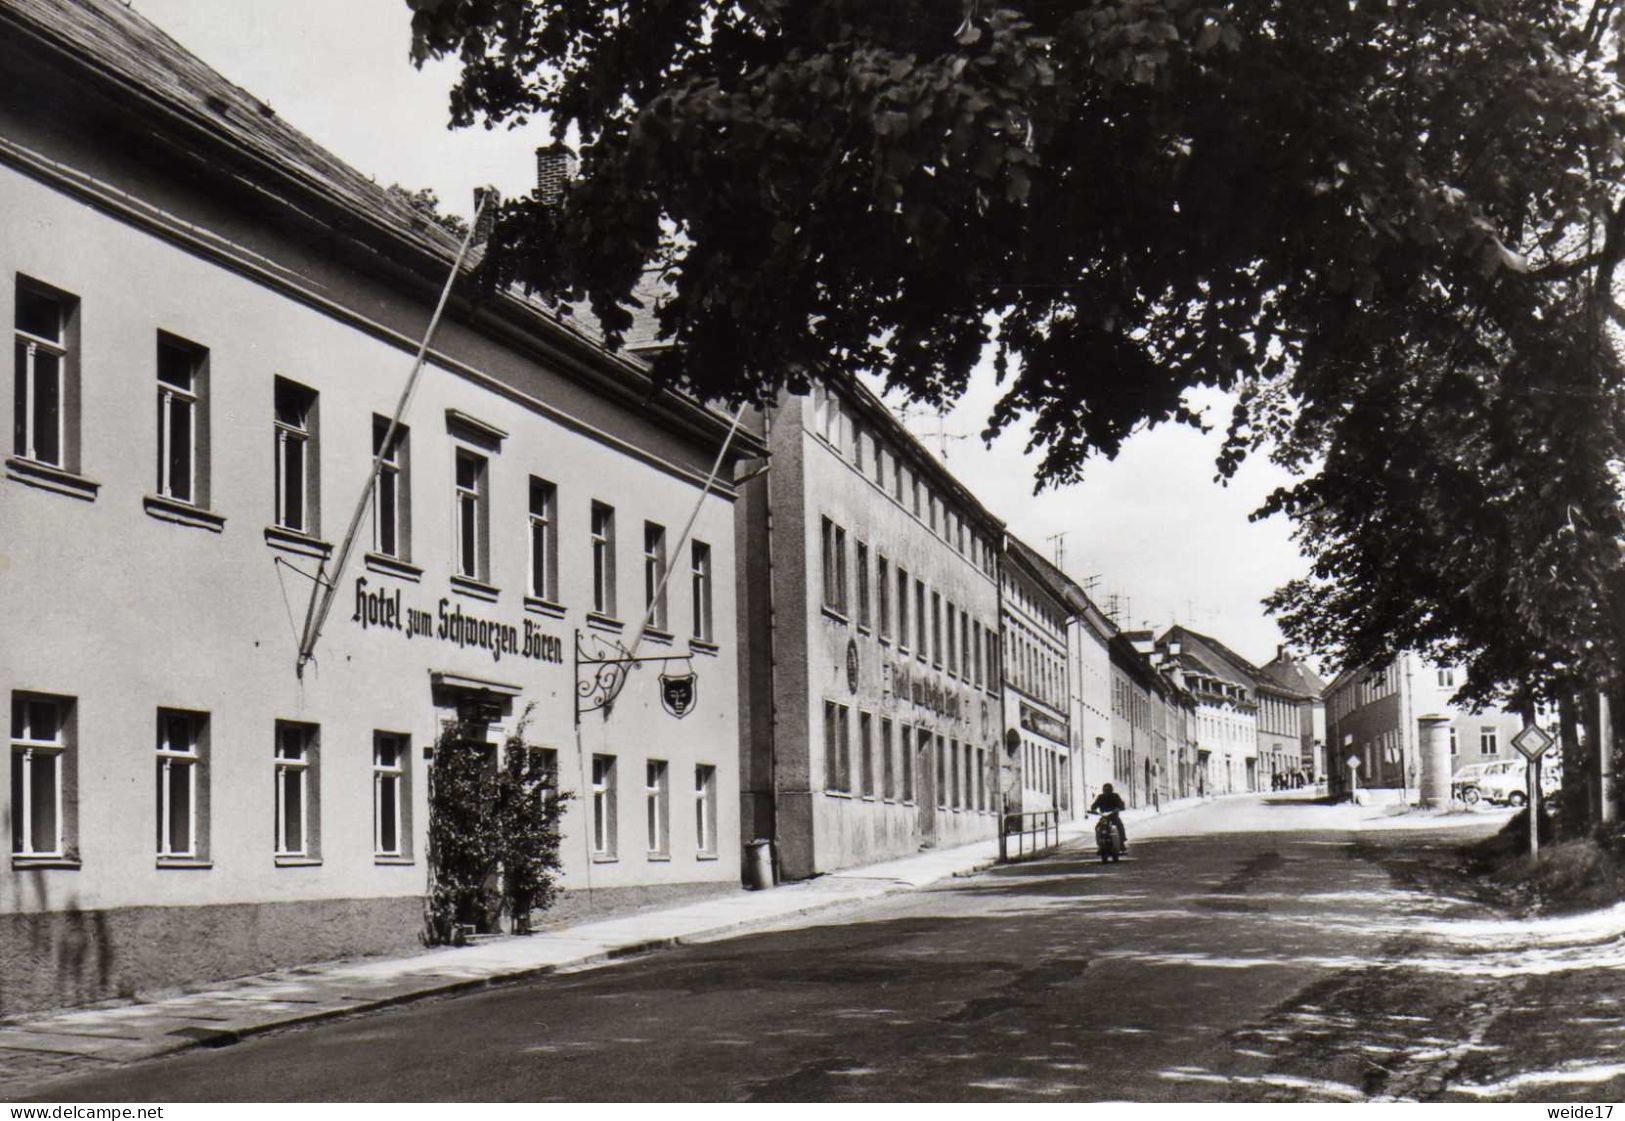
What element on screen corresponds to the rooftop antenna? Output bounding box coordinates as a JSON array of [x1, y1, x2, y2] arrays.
[[1044, 531, 1068, 569], [892, 401, 970, 460], [294, 188, 498, 678]]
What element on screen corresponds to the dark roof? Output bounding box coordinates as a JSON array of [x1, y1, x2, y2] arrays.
[[1160, 625, 1258, 691], [1259, 653, 1328, 700], [2, 0, 757, 454]]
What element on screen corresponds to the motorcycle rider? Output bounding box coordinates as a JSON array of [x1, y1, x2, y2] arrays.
[[1089, 783, 1128, 851]]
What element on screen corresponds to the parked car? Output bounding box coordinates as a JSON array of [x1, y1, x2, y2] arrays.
[[1452, 762, 1497, 804], [1460, 758, 1562, 807]]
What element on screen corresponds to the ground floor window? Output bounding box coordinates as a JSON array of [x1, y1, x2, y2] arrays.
[[373, 731, 410, 859], [859, 712, 874, 798], [592, 754, 617, 858], [824, 701, 851, 793], [880, 719, 895, 801], [645, 759, 669, 857], [695, 764, 717, 855], [275, 722, 319, 859], [936, 734, 947, 810], [156, 709, 207, 860], [10, 692, 72, 858]]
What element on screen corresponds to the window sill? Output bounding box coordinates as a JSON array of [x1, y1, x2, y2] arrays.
[[11, 854, 80, 870], [591, 853, 619, 864], [374, 854, 415, 866], [143, 494, 225, 532], [6, 457, 100, 501], [824, 790, 852, 799], [857, 625, 872, 637], [646, 853, 671, 863], [275, 855, 323, 867], [820, 606, 850, 626], [587, 612, 624, 634], [642, 627, 674, 647], [690, 639, 720, 657], [877, 636, 891, 647], [524, 596, 567, 620], [696, 852, 719, 861], [449, 574, 500, 602], [365, 552, 423, 582], [156, 857, 213, 869], [264, 525, 332, 560]]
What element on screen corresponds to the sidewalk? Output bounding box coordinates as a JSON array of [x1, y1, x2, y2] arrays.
[[0, 795, 1208, 1098]]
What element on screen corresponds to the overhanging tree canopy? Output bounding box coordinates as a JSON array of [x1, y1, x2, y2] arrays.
[[410, 0, 1625, 709]]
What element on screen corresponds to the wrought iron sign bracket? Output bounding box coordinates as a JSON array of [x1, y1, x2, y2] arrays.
[[575, 629, 699, 725]]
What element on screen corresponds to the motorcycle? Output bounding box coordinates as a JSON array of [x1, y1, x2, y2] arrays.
[[1092, 811, 1125, 863]]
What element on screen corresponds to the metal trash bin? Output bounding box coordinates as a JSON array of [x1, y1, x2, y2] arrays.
[[743, 838, 776, 890]]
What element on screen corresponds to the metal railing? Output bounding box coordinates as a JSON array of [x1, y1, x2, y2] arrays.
[[998, 809, 1060, 864]]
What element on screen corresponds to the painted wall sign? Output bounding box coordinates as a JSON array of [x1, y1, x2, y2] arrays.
[[888, 658, 963, 720], [1019, 702, 1069, 745], [660, 671, 697, 718], [351, 577, 564, 665]]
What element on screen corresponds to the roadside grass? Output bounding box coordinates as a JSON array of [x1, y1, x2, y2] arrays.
[[1462, 810, 1625, 914]]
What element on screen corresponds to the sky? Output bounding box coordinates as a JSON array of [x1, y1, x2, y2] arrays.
[[130, 0, 1310, 666]]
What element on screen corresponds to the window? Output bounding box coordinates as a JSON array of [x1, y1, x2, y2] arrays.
[[454, 449, 488, 581], [695, 764, 717, 855], [824, 700, 851, 793], [591, 754, 617, 857], [1449, 726, 1459, 756], [274, 722, 318, 859], [645, 760, 669, 856], [945, 599, 957, 675], [973, 621, 983, 687], [11, 693, 71, 859], [928, 491, 938, 533], [859, 711, 874, 798], [373, 732, 409, 858], [877, 555, 891, 640], [156, 710, 206, 860], [1480, 727, 1498, 755], [528, 477, 557, 601], [643, 522, 669, 631], [874, 443, 886, 489], [13, 279, 76, 470], [895, 461, 907, 503], [904, 726, 919, 802], [936, 734, 947, 809], [273, 378, 318, 534], [949, 739, 961, 808], [372, 417, 409, 558], [880, 718, 895, 801], [852, 421, 865, 470], [856, 541, 870, 629], [932, 591, 943, 668], [915, 580, 927, 655], [591, 502, 617, 616], [912, 476, 922, 518], [897, 566, 911, 651], [690, 540, 713, 642], [821, 517, 848, 614], [1437, 668, 1456, 688], [156, 335, 207, 505]]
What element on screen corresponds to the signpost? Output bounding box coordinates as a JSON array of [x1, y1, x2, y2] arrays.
[[1346, 753, 1362, 802], [1512, 724, 1555, 859]]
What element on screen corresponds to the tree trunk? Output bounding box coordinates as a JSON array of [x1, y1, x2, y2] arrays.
[[1567, 692, 1591, 835]]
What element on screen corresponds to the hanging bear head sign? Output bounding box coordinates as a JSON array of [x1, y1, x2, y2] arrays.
[[660, 662, 698, 719]]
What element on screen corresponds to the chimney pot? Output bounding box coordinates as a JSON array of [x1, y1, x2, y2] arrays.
[[535, 143, 577, 206]]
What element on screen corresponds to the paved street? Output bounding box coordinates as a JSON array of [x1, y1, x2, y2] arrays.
[[18, 796, 1625, 1103]]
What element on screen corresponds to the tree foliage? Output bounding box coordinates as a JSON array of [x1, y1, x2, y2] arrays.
[[408, 1, 1625, 715], [426, 712, 568, 943]]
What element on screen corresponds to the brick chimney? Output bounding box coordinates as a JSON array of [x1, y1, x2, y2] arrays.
[[535, 143, 577, 206]]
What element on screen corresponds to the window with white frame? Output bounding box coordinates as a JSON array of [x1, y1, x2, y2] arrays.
[[275, 722, 318, 859], [591, 502, 616, 616], [690, 540, 713, 642], [156, 334, 206, 505], [373, 732, 409, 859], [1480, 727, 1498, 755], [591, 754, 617, 857], [454, 449, 488, 581], [13, 279, 74, 469], [371, 416, 409, 559], [645, 759, 669, 856], [695, 764, 717, 855], [273, 378, 317, 534], [10, 693, 71, 859], [1437, 667, 1455, 688], [156, 709, 206, 860], [643, 522, 669, 631], [529, 476, 557, 601]]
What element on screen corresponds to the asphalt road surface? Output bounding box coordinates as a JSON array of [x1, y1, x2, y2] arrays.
[[25, 796, 1625, 1102]]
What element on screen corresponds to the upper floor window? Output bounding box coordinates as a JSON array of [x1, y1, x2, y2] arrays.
[[876, 554, 891, 640], [897, 566, 911, 651], [591, 501, 617, 616], [372, 416, 409, 559], [821, 516, 848, 615], [1480, 727, 1498, 755], [690, 540, 713, 642], [529, 477, 557, 601], [643, 522, 669, 631], [856, 540, 870, 628], [454, 449, 488, 581], [13, 279, 77, 470], [156, 334, 207, 505], [1437, 667, 1455, 688], [274, 378, 318, 534]]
